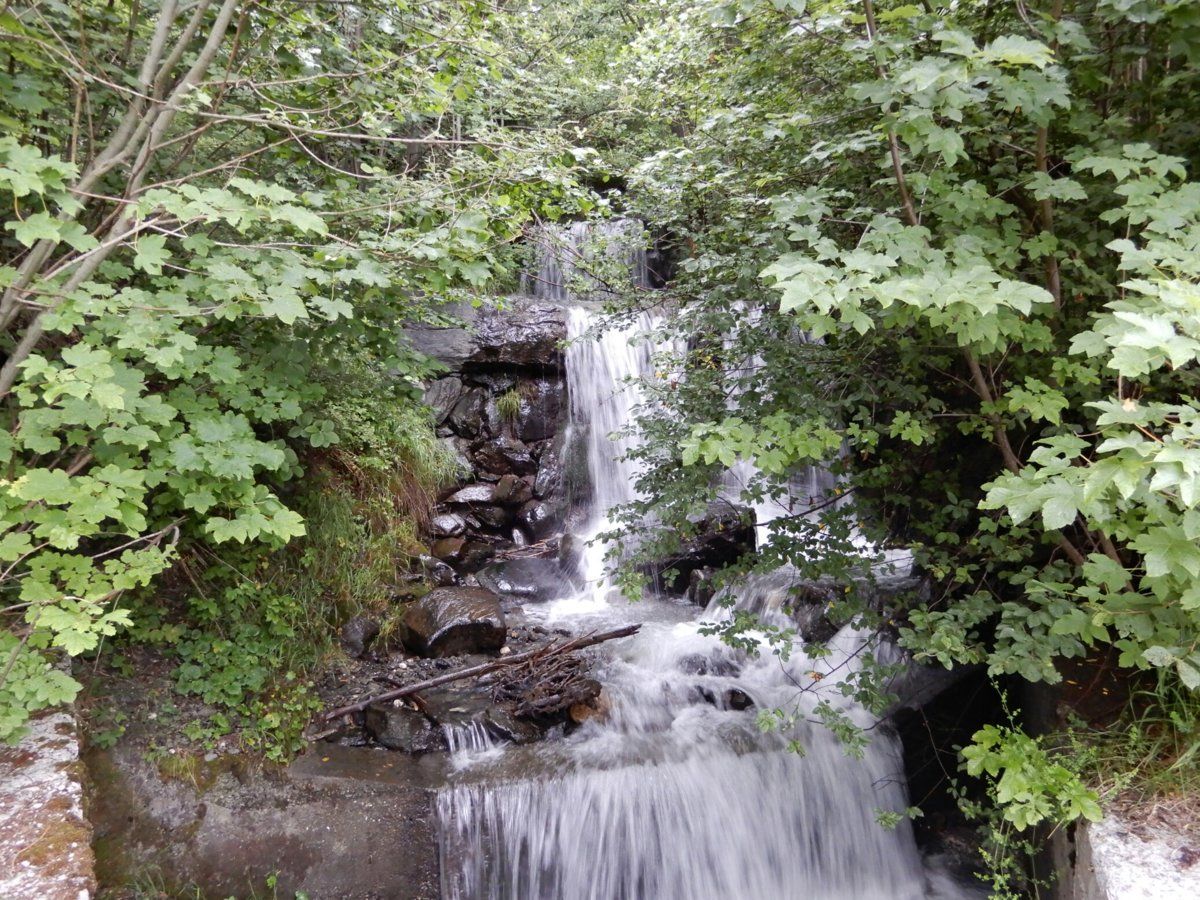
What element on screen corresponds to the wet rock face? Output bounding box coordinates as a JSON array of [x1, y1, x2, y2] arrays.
[[405, 298, 567, 373], [476, 557, 568, 603], [467, 302, 568, 372], [364, 704, 446, 754], [641, 500, 756, 595], [398, 586, 507, 658]]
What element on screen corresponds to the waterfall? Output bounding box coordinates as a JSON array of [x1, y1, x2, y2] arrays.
[[522, 219, 651, 303], [435, 221, 973, 899]]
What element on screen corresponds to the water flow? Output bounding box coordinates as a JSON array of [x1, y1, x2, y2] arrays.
[[522, 220, 651, 303], [561, 306, 660, 596], [436, 222, 966, 899]]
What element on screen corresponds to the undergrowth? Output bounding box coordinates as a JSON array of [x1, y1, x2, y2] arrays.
[[99, 366, 458, 761]]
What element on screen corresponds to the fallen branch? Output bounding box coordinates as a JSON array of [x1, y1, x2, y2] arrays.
[[318, 624, 640, 722]]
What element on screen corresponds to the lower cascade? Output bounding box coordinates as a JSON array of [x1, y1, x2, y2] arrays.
[[434, 302, 973, 900]]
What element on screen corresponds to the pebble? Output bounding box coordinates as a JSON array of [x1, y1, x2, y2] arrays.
[[500, 646, 511, 656]]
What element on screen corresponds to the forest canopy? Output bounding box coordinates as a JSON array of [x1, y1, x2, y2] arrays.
[[3, 1, 1200, 880]]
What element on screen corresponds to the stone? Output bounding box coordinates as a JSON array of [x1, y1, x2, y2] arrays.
[[476, 557, 567, 603], [640, 500, 755, 595], [339, 616, 380, 659], [677, 653, 740, 678], [431, 537, 465, 563], [471, 437, 537, 477], [685, 566, 717, 606], [447, 388, 491, 439], [512, 378, 565, 443], [569, 689, 611, 725], [459, 541, 500, 572], [557, 532, 585, 582], [398, 587, 507, 657], [1074, 812, 1200, 899], [466, 301, 568, 372], [494, 473, 534, 507], [472, 505, 512, 530], [516, 499, 559, 541], [416, 688, 541, 744], [439, 437, 472, 479], [364, 704, 446, 754], [423, 376, 463, 426], [445, 483, 496, 504], [725, 689, 755, 711], [533, 432, 567, 499], [0, 709, 96, 900], [88, 739, 441, 899], [430, 512, 466, 538], [418, 555, 457, 587]]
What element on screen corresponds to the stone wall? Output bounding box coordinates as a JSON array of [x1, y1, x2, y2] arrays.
[[410, 298, 582, 573]]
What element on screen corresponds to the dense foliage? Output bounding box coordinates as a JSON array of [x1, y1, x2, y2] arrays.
[[529, 0, 1200, 879], [0, 0, 598, 744]]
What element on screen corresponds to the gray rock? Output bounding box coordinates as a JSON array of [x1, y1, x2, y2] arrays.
[[466, 301, 567, 372], [533, 432, 567, 499], [447, 388, 491, 439], [87, 739, 441, 900], [398, 587, 507, 657], [364, 704, 446, 754], [476, 557, 567, 603], [424, 377, 464, 426], [339, 616, 380, 659], [459, 541, 500, 571], [472, 437, 537, 477], [445, 483, 496, 504], [641, 500, 755, 595], [516, 499, 558, 541], [430, 512, 467, 538], [558, 532, 585, 581], [418, 555, 458, 587], [472, 505, 512, 530], [513, 378, 565, 443], [403, 298, 567, 374], [494, 473, 534, 507]]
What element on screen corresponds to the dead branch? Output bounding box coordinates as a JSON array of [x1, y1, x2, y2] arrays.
[[319, 624, 640, 722]]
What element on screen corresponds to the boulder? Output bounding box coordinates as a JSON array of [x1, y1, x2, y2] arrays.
[[557, 532, 585, 582], [403, 298, 567, 374], [447, 388, 491, 439], [476, 557, 567, 603], [533, 432, 567, 500], [398, 587, 507, 658], [439, 437, 472, 478], [472, 437, 537, 477], [445, 483, 496, 504], [430, 512, 466, 538], [472, 505, 512, 530], [512, 378, 566, 443], [685, 566, 717, 606], [424, 377, 464, 426], [364, 704, 446, 754], [641, 501, 755, 595], [459, 541, 500, 572], [494, 474, 535, 507], [418, 687, 543, 744], [418, 555, 458, 587], [431, 537, 465, 563], [466, 301, 567, 372], [339, 616, 380, 659], [516, 500, 559, 541]]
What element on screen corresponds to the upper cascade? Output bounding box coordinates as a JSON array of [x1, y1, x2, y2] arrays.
[[520, 219, 652, 303]]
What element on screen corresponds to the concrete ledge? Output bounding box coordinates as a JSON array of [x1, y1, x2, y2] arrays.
[[1075, 813, 1200, 899], [0, 708, 96, 900]]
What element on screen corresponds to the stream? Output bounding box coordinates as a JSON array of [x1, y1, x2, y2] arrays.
[[434, 224, 978, 899]]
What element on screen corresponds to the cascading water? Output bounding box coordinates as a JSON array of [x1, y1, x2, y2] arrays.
[[435, 221, 973, 899]]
